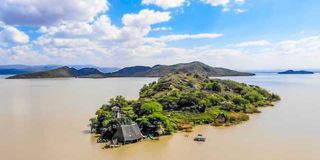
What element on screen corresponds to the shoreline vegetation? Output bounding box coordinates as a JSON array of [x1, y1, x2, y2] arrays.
[[90, 72, 280, 148]]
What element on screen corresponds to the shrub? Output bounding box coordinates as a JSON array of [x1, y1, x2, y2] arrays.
[[244, 90, 264, 103], [147, 112, 174, 134], [205, 82, 222, 92], [220, 101, 236, 111], [232, 96, 249, 106], [141, 101, 163, 115], [122, 106, 137, 119], [270, 93, 281, 101], [108, 95, 128, 108], [207, 95, 225, 106]]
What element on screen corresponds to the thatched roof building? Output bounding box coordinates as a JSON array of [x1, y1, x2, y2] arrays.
[[112, 123, 143, 143]]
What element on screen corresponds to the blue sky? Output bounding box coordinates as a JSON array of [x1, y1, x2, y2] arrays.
[[111, 0, 320, 42], [0, 0, 320, 70]]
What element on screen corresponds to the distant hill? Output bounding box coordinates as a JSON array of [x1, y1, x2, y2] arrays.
[[7, 62, 254, 79], [0, 69, 31, 75], [278, 70, 314, 74], [106, 66, 151, 77], [7, 66, 105, 79], [0, 65, 60, 75], [106, 61, 254, 77], [67, 65, 120, 73], [0, 65, 119, 75]]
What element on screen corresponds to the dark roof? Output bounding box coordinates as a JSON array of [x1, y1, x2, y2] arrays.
[[112, 123, 143, 142]]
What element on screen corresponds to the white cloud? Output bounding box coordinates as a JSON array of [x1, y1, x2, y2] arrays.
[[0, 45, 50, 65], [233, 40, 272, 47], [222, 8, 231, 12], [117, 9, 171, 42], [201, 0, 247, 12], [122, 9, 171, 27], [0, 26, 30, 46], [235, 9, 247, 13], [152, 27, 172, 31], [0, 21, 5, 27], [20, 9, 223, 67], [235, 0, 245, 4], [201, 0, 230, 7], [2, 27, 320, 70], [0, 0, 108, 26], [276, 36, 320, 54], [37, 15, 120, 41], [0, 48, 5, 56], [103, 36, 320, 69], [35, 9, 172, 49], [1, 2, 317, 70], [145, 33, 223, 44], [142, 0, 186, 9]]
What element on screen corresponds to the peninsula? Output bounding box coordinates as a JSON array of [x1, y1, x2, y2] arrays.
[[90, 73, 280, 148], [7, 62, 254, 79]]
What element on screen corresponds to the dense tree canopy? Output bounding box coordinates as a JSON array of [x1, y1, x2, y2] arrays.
[[91, 73, 280, 137]]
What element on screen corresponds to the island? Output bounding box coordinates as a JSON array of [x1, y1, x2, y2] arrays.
[[89, 72, 280, 148], [6, 66, 105, 79], [7, 61, 254, 79], [0, 64, 120, 75], [105, 61, 255, 77], [278, 70, 314, 74]]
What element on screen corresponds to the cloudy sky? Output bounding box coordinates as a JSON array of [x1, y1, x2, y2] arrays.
[[0, 0, 319, 70]]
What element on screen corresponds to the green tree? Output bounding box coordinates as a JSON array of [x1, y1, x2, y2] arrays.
[[141, 101, 163, 115]]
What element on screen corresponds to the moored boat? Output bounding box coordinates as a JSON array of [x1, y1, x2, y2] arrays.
[[194, 134, 206, 142]]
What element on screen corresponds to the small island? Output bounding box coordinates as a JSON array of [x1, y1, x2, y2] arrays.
[[90, 73, 280, 148], [278, 70, 314, 74]]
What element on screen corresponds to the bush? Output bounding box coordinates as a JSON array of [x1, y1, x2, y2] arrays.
[[205, 82, 222, 92], [108, 95, 128, 108], [232, 96, 249, 106], [244, 90, 264, 103], [141, 101, 163, 115], [122, 106, 137, 119], [220, 101, 236, 111], [147, 112, 174, 134], [270, 93, 281, 101], [157, 96, 179, 110], [207, 95, 225, 106]]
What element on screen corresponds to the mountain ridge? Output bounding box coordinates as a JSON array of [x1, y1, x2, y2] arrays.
[[6, 66, 104, 79], [7, 62, 255, 79], [0, 65, 119, 75], [106, 61, 254, 77]]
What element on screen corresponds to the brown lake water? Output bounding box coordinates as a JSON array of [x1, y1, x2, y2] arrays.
[[0, 74, 320, 160]]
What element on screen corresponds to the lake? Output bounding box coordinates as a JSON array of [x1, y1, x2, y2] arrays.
[[0, 74, 319, 160]]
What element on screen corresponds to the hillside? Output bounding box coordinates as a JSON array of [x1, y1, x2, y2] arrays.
[[106, 61, 254, 77], [6, 66, 104, 79], [106, 66, 151, 77]]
